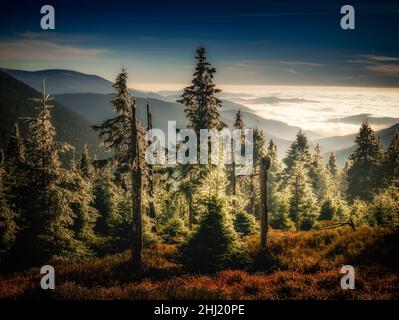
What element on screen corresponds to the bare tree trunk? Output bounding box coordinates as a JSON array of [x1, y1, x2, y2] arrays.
[[131, 100, 143, 271], [188, 171, 193, 229], [259, 156, 270, 253], [253, 156, 271, 270], [249, 173, 255, 216], [146, 101, 157, 229]]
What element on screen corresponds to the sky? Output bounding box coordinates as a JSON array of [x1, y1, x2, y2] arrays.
[[0, 0, 399, 90]]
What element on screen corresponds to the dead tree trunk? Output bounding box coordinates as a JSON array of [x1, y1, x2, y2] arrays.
[[249, 173, 256, 216], [254, 156, 271, 270], [188, 171, 194, 229], [131, 99, 143, 271], [259, 156, 270, 253], [146, 101, 157, 230]]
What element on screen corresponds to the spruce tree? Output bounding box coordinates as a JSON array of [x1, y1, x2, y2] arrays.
[[267, 140, 292, 229], [178, 47, 224, 136], [283, 130, 312, 175], [177, 47, 224, 228], [0, 153, 17, 255], [3, 123, 28, 219], [66, 151, 98, 249], [287, 159, 318, 230], [93, 69, 145, 270], [19, 81, 78, 264], [328, 152, 338, 178], [181, 195, 248, 273], [79, 144, 94, 180], [347, 122, 384, 201], [309, 144, 331, 203], [384, 130, 399, 186], [93, 166, 119, 236]]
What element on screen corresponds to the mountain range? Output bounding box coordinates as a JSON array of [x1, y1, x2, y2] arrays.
[[0, 71, 108, 162], [2, 68, 398, 167]]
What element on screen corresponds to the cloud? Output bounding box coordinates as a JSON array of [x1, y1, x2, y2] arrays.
[[366, 64, 399, 76], [0, 33, 107, 61], [345, 54, 399, 77], [360, 55, 399, 62], [274, 60, 324, 67]]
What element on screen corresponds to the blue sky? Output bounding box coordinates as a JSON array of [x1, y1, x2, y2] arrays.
[[1, 0, 399, 89]]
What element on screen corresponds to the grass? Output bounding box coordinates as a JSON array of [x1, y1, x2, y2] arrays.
[[1, 227, 398, 300]]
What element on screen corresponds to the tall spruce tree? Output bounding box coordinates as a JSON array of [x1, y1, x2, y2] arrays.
[[66, 150, 98, 249], [347, 122, 384, 201], [19, 81, 78, 264], [267, 140, 293, 229], [328, 152, 338, 178], [178, 47, 224, 136], [309, 144, 331, 203], [93, 69, 145, 270], [177, 47, 224, 228], [287, 159, 317, 231], [283, 130, 312, 175]]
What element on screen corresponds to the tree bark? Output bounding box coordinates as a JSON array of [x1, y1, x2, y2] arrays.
[[188, 171, 193, 229], [146, 102, 157, 226], [259, 156, 270, 253], [131, 100, 143, 271]]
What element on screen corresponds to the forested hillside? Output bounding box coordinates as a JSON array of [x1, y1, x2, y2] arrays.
[[0, 71, 107, 160], [0, 47, 398, 300]]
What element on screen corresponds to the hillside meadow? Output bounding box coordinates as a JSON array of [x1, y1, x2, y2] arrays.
[[1, 227, 398, 300]]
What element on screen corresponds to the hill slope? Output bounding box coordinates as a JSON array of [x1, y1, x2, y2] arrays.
[[3, 68, 165, 100], [327, 123, 399, 167], [0, 71, 107, 160]]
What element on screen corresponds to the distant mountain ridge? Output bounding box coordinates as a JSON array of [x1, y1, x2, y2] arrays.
[[0, 71, 107, 161], [3, 68, 165, 100], [4, 68, 398, 166], [323, 123, 399, 167]]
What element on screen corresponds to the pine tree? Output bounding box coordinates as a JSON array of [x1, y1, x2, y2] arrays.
[[347, 122, 384, 201], [267, 140, 292, 229], [79, 144, 94, 180], [181, 195, 248, 273], [384, 130, 399, 186], [178, 47, 224, 137], [66, 151, 98, 249], [283, 130, 312, 175], [0, 153, 17, 255], [3, 123, 28, 219], [287, 159, 318, 231], [177, 47, 224, 228], [18, 81, 78, 264], [309, 144, 332, 203], [328, 152, 338, 178], [93, 166, 119, 236], [93, 69, 145, 270]]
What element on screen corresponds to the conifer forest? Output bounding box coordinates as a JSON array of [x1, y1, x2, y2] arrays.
[[0, 0, 398, 303]]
